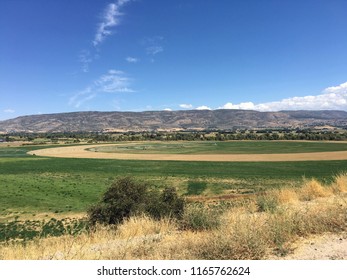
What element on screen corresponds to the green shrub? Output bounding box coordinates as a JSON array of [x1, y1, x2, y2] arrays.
[[147, 187, 185, 220], [87, 177, 185, 226]]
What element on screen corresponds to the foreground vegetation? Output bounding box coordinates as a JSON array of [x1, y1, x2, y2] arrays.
[[1, 174, 346, 260]]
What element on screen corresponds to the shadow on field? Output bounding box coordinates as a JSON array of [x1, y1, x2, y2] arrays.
[[186, 181, 208, 195]]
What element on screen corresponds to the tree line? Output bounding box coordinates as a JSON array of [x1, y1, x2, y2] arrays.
[[2, 129, 347, 143]]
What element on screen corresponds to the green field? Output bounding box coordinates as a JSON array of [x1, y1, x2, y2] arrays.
[[89, 141, 347, 154], [1, 142, 347, 220]]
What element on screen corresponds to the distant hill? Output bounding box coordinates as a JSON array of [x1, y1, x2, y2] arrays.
[[0, 109, 346, 133]]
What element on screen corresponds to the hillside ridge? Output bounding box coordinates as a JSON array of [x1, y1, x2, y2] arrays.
[[0, 109, 346, 133]]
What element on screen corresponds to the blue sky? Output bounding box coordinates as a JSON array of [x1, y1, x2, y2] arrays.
[[1, 0, 347, 120]]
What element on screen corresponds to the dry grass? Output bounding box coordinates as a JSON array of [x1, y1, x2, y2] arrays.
[[298, 179, 332, 201], [275, 188, 299, 204], [333, 173, 347, 193], [1, 176, 346, 260], [116, 215, 175, 238]]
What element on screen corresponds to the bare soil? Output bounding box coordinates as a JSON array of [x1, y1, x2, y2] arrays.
[[0, 141, 31, 147], [268, 232, 347, 260]]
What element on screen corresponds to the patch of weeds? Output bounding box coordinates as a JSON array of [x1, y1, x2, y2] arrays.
[[0, 218, 88, 243], [256, 195, 279, 213], [180, 203, 221, 231], [186, 181, 207, 195], [196, 225, 268, 260]]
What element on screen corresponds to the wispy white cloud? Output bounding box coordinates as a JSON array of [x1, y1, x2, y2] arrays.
[[4, 109, 15, 113], [163, 108, 172, 111], [69, 69, 134, 108], [78, 0, 132, 73], [93, 0, 131, 47], [79, 50, 92, 73], [126, 56, 138, 63], [143, 36, 164, 57], [196, 105, 211, 110], [146, 46, 163, 56], [179, 104, 193, 109], [219, 82, 347, 111], [69, 87, 96, 109], [96, 70, 134, 93]]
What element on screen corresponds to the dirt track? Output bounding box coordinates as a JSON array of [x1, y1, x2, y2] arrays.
[[27, 144, 347, 161], [269, 232, 347, 260]]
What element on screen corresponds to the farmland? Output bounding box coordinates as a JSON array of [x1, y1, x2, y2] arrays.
[[1, 140, 347, 260], [88, 141, 347, 154], [1, 141, 347, 220]]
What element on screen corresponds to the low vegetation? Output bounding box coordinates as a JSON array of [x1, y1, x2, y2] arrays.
[[1, 174, 346, 260], [0, 218, 87, 243]]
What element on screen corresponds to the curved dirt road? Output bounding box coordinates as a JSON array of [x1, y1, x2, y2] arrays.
[[27, 144, 347, 161]]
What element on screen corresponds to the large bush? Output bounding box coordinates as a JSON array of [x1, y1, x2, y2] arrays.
[[88, 177, 185, 226]]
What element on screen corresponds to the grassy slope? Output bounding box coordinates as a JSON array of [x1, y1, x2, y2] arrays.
[[1, 177, 347, 260], [1, 143, 347, 219]]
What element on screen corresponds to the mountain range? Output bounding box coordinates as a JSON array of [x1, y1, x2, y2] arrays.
[[0, 110, 346, 133]]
